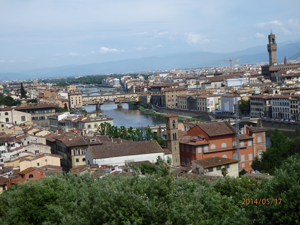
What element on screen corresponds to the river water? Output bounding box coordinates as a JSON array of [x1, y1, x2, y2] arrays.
[[83, 101, 299, 147]]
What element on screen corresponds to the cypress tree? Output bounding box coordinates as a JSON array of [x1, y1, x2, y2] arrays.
[[20, 83, 27, 99]]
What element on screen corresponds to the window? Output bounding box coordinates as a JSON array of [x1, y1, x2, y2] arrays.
[[240, 141, 244, 147], [221, 143, 227, 148], [210, 144, 216, 150], [222, 155, 227, 158], [248, 154, 253, 161], [197, 146, 202, 153], [76, 158, 79, 162], [248, 140, 252, 146], [257, 134, 262, 143], [29, 174, 33, 178], [94, 124, 98, 128], [208, 167, 213, 172], [233, 153, 238, 160], [242, 163, 245, 168], [241, 155, 245, 161], [186, 145, 189, 152], [192, 146, 195, 153], [88, 125, 91, 129], [258, 148, 263, 159], [37, 163, 40, 166], [217, 166, 221, 170], [21, 116, 26, 121], [74, 149, 79, 155], [181, 145, 184, 152], [204, 146, 208, 152], [186, 158, 190, 167], [35, 150, 39, 154], [82, 158, 86, 162], [232, 141, 237, 146], [225, 164, 230, 168], [172, 120, 176, 129], [5, 112, 8, 115], [82, 149, 86, 155], [182, 157, 185, 165], [5, 118, 9, 122]]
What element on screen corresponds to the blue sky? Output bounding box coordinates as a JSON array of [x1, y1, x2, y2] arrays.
[[0, 0, 299, 72]]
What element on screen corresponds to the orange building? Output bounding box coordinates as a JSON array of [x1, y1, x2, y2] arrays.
[[179, 121, 266, 172]]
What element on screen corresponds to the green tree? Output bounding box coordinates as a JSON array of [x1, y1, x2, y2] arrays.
[[263, 89, 269, 94], [27, 99, 38, 103], [239, 99, 250, 114], [20, 83, 27, 99], [64, 103, 68, 111], [251, 129, 292, 174], [221, 167, 228, 177]]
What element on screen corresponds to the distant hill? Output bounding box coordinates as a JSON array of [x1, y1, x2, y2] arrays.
[[3, 40, 300, 80], [289, 51, 300, 61]]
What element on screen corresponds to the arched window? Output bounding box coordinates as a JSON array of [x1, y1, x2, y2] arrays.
[[210, 144, 216, 150], [5, 112, 8, 115], [186, 158, 190, 167], [172, 120, 176, 129], [233, 153, 238, 160], [29, 174, 33, 178], [94, 124, 98, 128], [222, 155, 227, 158], [221, 143, 227, 148], [182, 157, 185, 165]]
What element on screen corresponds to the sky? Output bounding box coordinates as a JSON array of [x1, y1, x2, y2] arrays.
[[0, 0, 299, 72]]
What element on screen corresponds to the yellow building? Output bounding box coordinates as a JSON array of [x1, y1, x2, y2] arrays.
[[19, 154, 62, 171], [69, 89, 83, 109]]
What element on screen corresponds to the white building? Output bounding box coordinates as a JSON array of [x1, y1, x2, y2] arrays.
[[225, 77, 248, 87], [85, 140, 171, 166], [220, 94, 241, 113]]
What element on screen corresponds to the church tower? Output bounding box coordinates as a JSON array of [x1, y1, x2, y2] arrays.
[[267, 32, 277, 65], [165, 113, 180, 166]]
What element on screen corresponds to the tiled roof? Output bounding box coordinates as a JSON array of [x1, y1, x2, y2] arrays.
[[57, 134, 102, 147], [0, 176, 8, 185], [239, 134, 253, 140], [19, 167, 36, 175], [88, 140, 164, 159], [161, 87, 186, 92], [197, 121, 235, 137], [193, 157, 239, 168]]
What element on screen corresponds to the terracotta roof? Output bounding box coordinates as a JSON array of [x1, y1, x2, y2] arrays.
[[19, 167, 36, 175], [57, 134, 102, 147], [161, 87, 187, 92], [197, 121, 235, 137], [239, 134, 253, 140], [0, 176, 8, 185], [88, 140, 164, 159], [193, 157, 239, 168], [164, 113, 178, 118]]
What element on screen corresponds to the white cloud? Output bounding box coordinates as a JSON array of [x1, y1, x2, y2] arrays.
[[91, 51, 96, 54], [255, 32, 265, 38], [137, 47, 146, 51], [288, 19, 298, 26], [255, 20, 283, 28], [184, 33, 210, 45], [0, 60, 5, 63], [154, 45, 163, 48], [99, 47, 122, 53], [8, 60, 15, 63], [280, 27, 292, 35], [69, 52, 80, 57], [55, 53, 62, 56]]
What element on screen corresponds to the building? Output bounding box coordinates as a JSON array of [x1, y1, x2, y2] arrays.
[[14, 103, 58, 127], [19, 153, 62, 171], [0, 107, 32, 125], [261, 33, 300, 82], [161, 87, 187, 108], [165, 113, 180, 166], [69, 89, 83, 109], [54, 134, 102, 170], [85, 140, 169, 166], [192, 157, 239, 177], [250, 95, 272, 118], [220, 94, 241, 114], [271, 95, 290, 119], [179, 121, 266, 171]]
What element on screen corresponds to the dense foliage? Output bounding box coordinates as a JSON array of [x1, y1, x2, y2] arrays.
[[55, 106, 68, 113], [239, 99, 250, 114], [1, 154, 300, 224], [0, 94, 21, 106], [27, 99, 38, 103], [98, 122, 165, 146], [251, 129, 297, 174]]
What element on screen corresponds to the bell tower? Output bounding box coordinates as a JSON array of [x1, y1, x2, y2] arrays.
[[267, 32, 277, 65], [165, 113, 180, 166]]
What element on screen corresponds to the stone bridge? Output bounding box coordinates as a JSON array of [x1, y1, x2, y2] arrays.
[[215, 117, 261, 127]]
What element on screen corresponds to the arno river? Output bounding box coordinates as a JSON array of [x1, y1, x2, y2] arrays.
[[83, 102, 300, 147]]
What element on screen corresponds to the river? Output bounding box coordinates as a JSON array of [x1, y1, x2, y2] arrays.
[[83, 103, 300, 147]]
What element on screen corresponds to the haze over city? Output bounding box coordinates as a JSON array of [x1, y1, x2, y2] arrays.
[[1, 0, 300, 74]]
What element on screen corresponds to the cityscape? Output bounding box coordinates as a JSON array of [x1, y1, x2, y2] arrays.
[[0, 0, 299, 224]]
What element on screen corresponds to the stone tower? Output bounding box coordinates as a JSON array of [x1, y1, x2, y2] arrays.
[[267, 32, 277, 65], [284, 56, 287, 65], [164, 113, 180, 166]]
